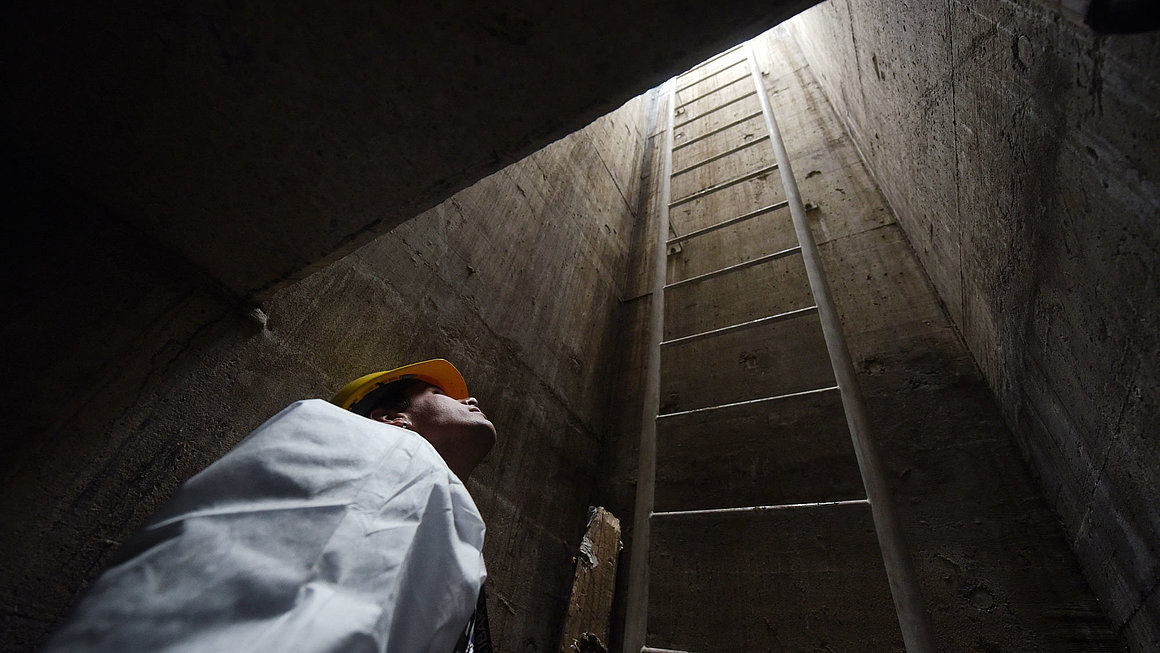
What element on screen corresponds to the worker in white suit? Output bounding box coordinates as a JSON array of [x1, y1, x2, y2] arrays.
[[44, 359, 497, 653]]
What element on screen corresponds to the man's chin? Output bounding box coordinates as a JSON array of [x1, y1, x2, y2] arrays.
[[477, 422, 498, 453]]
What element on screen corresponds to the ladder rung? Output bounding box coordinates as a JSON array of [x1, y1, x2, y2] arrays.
[[667, 200, 787, 246], [657, 385, 840, 420], [661, 305, 818, 348], [677, 44, 745, 78], [672, 110, 763, 151], [665, 245, 801, 290], [651, 499, 870, 519], [668, 243, 802, 287], [676, 58, 745, 93], [675, 74, 750, 110], [671, 135, 770, 178], [669, 163, 779, 208], [673, 91, 757, 129]]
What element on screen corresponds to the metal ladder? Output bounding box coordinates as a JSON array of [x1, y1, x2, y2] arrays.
[[622, 41, 934, 653]]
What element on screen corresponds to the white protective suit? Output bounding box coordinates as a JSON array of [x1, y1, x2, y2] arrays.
[[44, 399, 487, 653]]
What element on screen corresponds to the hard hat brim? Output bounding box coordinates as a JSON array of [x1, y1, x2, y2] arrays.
[[331, 359, 470, 411]]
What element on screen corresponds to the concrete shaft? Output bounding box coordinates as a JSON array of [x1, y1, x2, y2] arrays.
[[628, 28, 1126, 653], [2, 2, 1155, 651]]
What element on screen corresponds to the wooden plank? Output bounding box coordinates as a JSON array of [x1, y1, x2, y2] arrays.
[[559, 507, 622, 653]]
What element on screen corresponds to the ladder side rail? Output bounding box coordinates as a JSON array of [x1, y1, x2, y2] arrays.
[[744, 41, 936, 653], [622, 78, 677, 653]]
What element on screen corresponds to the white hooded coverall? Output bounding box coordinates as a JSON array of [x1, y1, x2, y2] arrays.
[[44, 399, 487, 653]]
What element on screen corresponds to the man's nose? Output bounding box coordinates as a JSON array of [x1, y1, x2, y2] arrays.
[[462, 397, 478, 406]]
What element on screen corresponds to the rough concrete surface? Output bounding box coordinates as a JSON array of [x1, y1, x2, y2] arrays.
[[660, 317, 836, 413], [0, 95, 649, 652], [649, 504, 903, 651], [655, 389, 864, 512], [664, 251, 814, 339], [790, 1, 1159, 648], [755, 28, 1126, 650]]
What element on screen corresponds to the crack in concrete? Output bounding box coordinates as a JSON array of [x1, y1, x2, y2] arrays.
[[842, 0, 868, 122], [592, 125, 641, 218], [1116, 573, 1160, 635], [950, 0, 963, 328], [1089, 36, 1105, 118], [1072, 355, 1140, 554]]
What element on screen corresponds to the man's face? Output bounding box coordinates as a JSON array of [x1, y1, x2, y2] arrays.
[[382, 383, 496, 478]]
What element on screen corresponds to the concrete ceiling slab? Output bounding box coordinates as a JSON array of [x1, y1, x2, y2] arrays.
[[4, 1, 819, 299]]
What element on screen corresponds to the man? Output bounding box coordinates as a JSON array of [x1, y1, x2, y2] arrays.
[[339, 359, 497, 482], [45, 359, 496, 653]]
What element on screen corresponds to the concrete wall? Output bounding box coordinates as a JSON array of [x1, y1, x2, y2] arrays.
[[789, 1, 1159, 648], [0, 95, 648, 651]]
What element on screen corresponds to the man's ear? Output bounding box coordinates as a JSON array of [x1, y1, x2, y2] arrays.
[[369, 408, 409, 429]]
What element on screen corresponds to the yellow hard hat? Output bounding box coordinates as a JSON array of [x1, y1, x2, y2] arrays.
[[331, 359, 470, 413]]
